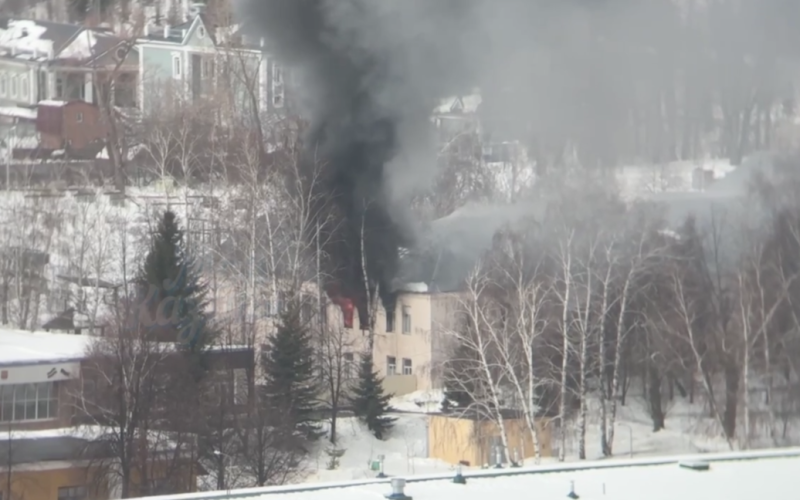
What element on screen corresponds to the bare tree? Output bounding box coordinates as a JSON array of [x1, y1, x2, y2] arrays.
[[75, 313, 196, 497], [317, 324, 355, 445]]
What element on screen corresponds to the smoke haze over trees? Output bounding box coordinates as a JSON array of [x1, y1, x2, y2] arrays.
[[7, 0, 800, 492], [235, 0, 800, 311]]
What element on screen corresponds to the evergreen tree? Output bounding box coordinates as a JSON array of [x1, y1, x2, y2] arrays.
[[261, 300, 321, 441], [350, 354, 396, 440], [138, 210, 214, 358]]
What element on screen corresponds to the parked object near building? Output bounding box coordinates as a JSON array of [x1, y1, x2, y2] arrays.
[[427, 411, 552, 467], [37, 100, 105, 151]]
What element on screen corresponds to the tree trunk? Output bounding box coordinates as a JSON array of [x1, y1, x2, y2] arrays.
[[648, 362, 665, 431], [606, 274, 631, 455], [577, 329, 588, 460], [723, 361, 739, 440]]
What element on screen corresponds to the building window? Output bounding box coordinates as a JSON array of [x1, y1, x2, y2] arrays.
[[20, 75, 28, 98], [172, 54, 182, 78], [0, 74, 6, 96], [10, 75, 17, 97], [76, 112, 83, 123], [386, 309, 395, 332], [386, 356, 396, 376], [271, 62, 284, 108], [0, 382, 58, 421], [58, 486, 87, 500], [402, 306, 411, 334], [201, 58, 214, 79], [343, 352, 355, 379], [402, 358, 413, 375], [233, 368, 248, 404]]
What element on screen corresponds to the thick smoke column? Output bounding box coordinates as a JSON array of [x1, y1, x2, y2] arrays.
[[237, 0, 481, 325]]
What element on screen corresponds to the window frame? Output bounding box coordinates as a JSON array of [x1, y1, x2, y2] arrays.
[[343, 352, 355, 379], [10, 75, 17, 98], [0, 382, 58, 423], [20, 74, 28, 99], [385, 309, 395, 332], [402, 306, 411, 334], [172, 54, 182, 79], [57, 485, 87, 500], [402, 358, 412, 375], [0, 73, 6, 96], [386, 356, 397, 376]]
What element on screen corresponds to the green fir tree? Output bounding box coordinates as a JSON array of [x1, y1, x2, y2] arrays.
[[261, 300, 322, 442], [138, 210, 214, 359], [350, 354, 396, 440]]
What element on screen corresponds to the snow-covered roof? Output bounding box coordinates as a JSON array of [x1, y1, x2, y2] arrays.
[[0, 328, 251, 367], [0, 106, 37, 120], [434, 94, 482, 115], [38, 100, 69, 107], [0, 329, 90, 366], [0, 18, 60, 59], [130, 449, 799, 500]]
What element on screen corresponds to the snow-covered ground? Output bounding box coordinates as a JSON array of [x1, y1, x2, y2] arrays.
[[305, 414, 452, 483], [294, 389, 735, 488], [615, 158, 737, 202]]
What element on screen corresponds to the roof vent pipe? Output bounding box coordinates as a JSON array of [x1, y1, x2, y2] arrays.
[[163, 24, 170, 38], [385, 478, 412, 500]]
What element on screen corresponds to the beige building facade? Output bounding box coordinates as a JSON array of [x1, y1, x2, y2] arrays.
[[327, 290, 462, 396]]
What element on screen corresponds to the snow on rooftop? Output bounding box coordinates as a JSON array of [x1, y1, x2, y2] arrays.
[[615, 158, 737, 202], [59, 30, 100, 60], [0, 329, 91, 366], [0, 106, 37, 120], [398, 282, 429, 293], [0, 20, 54, 58], [136, 450, 800, 500], [37, 100, 69, 107], [434, 94, 482, 115]]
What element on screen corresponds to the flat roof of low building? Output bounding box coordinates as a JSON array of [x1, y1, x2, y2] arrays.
[[0, 329, 90, 366], [131, 449, 800, 500], [0, 328, 253, 367]]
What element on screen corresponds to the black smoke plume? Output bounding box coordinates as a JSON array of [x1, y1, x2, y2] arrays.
[[237, 0, 479, 325]]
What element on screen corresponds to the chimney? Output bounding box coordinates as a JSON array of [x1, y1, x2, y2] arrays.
[[163, 24, 170, 38], [144, 24, 149, 37]]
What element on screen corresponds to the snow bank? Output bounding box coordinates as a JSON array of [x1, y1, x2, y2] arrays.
[[306, 415, 451, 483], [390, 390, 444, 414]]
